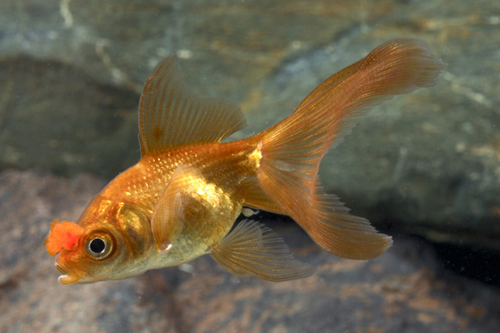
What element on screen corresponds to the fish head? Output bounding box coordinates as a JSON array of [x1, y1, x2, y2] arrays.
[[45, 220, 127, 284], [45, 198, 155, 284]]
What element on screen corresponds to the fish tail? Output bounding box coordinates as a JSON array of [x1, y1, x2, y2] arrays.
[[251, 39, 445, 259]]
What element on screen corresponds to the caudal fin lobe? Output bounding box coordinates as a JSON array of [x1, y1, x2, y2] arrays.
[[254, 39, 446, 259]]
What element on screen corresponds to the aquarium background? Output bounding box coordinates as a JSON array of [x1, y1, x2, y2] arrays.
[[0, 0, 499, 332]]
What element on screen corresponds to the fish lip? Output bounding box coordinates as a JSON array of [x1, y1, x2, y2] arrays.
[[55, 262, 81, 285], [55, 263, 67, 275]]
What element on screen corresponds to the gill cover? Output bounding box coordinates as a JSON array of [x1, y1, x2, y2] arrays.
[[45, 220, 84, 256]]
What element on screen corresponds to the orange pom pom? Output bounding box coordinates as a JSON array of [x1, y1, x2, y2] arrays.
[[44, 220, 84, 256]]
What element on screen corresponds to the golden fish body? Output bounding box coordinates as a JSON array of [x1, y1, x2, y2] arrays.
[[45, 39, 445, 284], [57, 141, 261, 283]]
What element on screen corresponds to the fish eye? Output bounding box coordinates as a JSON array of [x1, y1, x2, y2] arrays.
[[85, 234, 113, 259], [90, 238, 106, 253]]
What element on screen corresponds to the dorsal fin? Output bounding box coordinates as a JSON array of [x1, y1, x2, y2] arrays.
[[138, 56, 247, 155]]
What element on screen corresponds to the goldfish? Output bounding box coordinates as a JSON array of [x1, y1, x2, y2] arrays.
[[45, 39, 445, 284]]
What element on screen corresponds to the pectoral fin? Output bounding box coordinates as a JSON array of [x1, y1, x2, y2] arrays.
[[151, 165, 205, 250], [211, 220, 314, 281]]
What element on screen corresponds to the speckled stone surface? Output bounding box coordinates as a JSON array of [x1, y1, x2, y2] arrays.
[[0, 170, 499, 332]]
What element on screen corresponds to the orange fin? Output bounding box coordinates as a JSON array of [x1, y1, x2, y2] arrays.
[[307, 190, 392, 259], [238, 177, 284, 215], [211, 220, 314, 281], [44, 220, 84, 256], [291, 58, 363, 116], [138, 56, 247, 155], [255, 39, 444, 259], [151, 165, 205, 250]]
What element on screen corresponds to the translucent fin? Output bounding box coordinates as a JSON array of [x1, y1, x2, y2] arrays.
[[262, 38, 446, 153], [255, 39, 444, 259], [151, 165, 204, 250], [239, 177, 284, 215], [138, 56, 247, 155], [292, 59, 363, 115], [263, 181, 392, 259], [312, 191, 392, 258], [211, 220, 314, 281]]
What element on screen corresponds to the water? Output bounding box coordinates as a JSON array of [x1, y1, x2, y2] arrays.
[[0, 0, 499, 332]]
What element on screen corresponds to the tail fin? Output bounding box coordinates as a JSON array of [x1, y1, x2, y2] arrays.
[[253, 39, 446, 259]]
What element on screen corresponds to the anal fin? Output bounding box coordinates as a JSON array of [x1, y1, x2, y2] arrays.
[[211, 220, 314, 281], [239, 177, 284, 214]]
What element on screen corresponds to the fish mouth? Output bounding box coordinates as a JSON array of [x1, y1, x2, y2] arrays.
[[55, 263, 81, 285]]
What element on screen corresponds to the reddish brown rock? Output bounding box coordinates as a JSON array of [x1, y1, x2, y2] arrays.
[[0, 169, 499, 332]]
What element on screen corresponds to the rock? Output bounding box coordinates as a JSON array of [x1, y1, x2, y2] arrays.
[[0, 170, 499, 332], [0, 2, 498, 252], [0, 56, 140, 176]]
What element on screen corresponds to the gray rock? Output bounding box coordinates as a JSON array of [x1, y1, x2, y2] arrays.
[[0, 56, 139, 176], [0, 1, 498, 249], [0, 170, 499, 332]]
